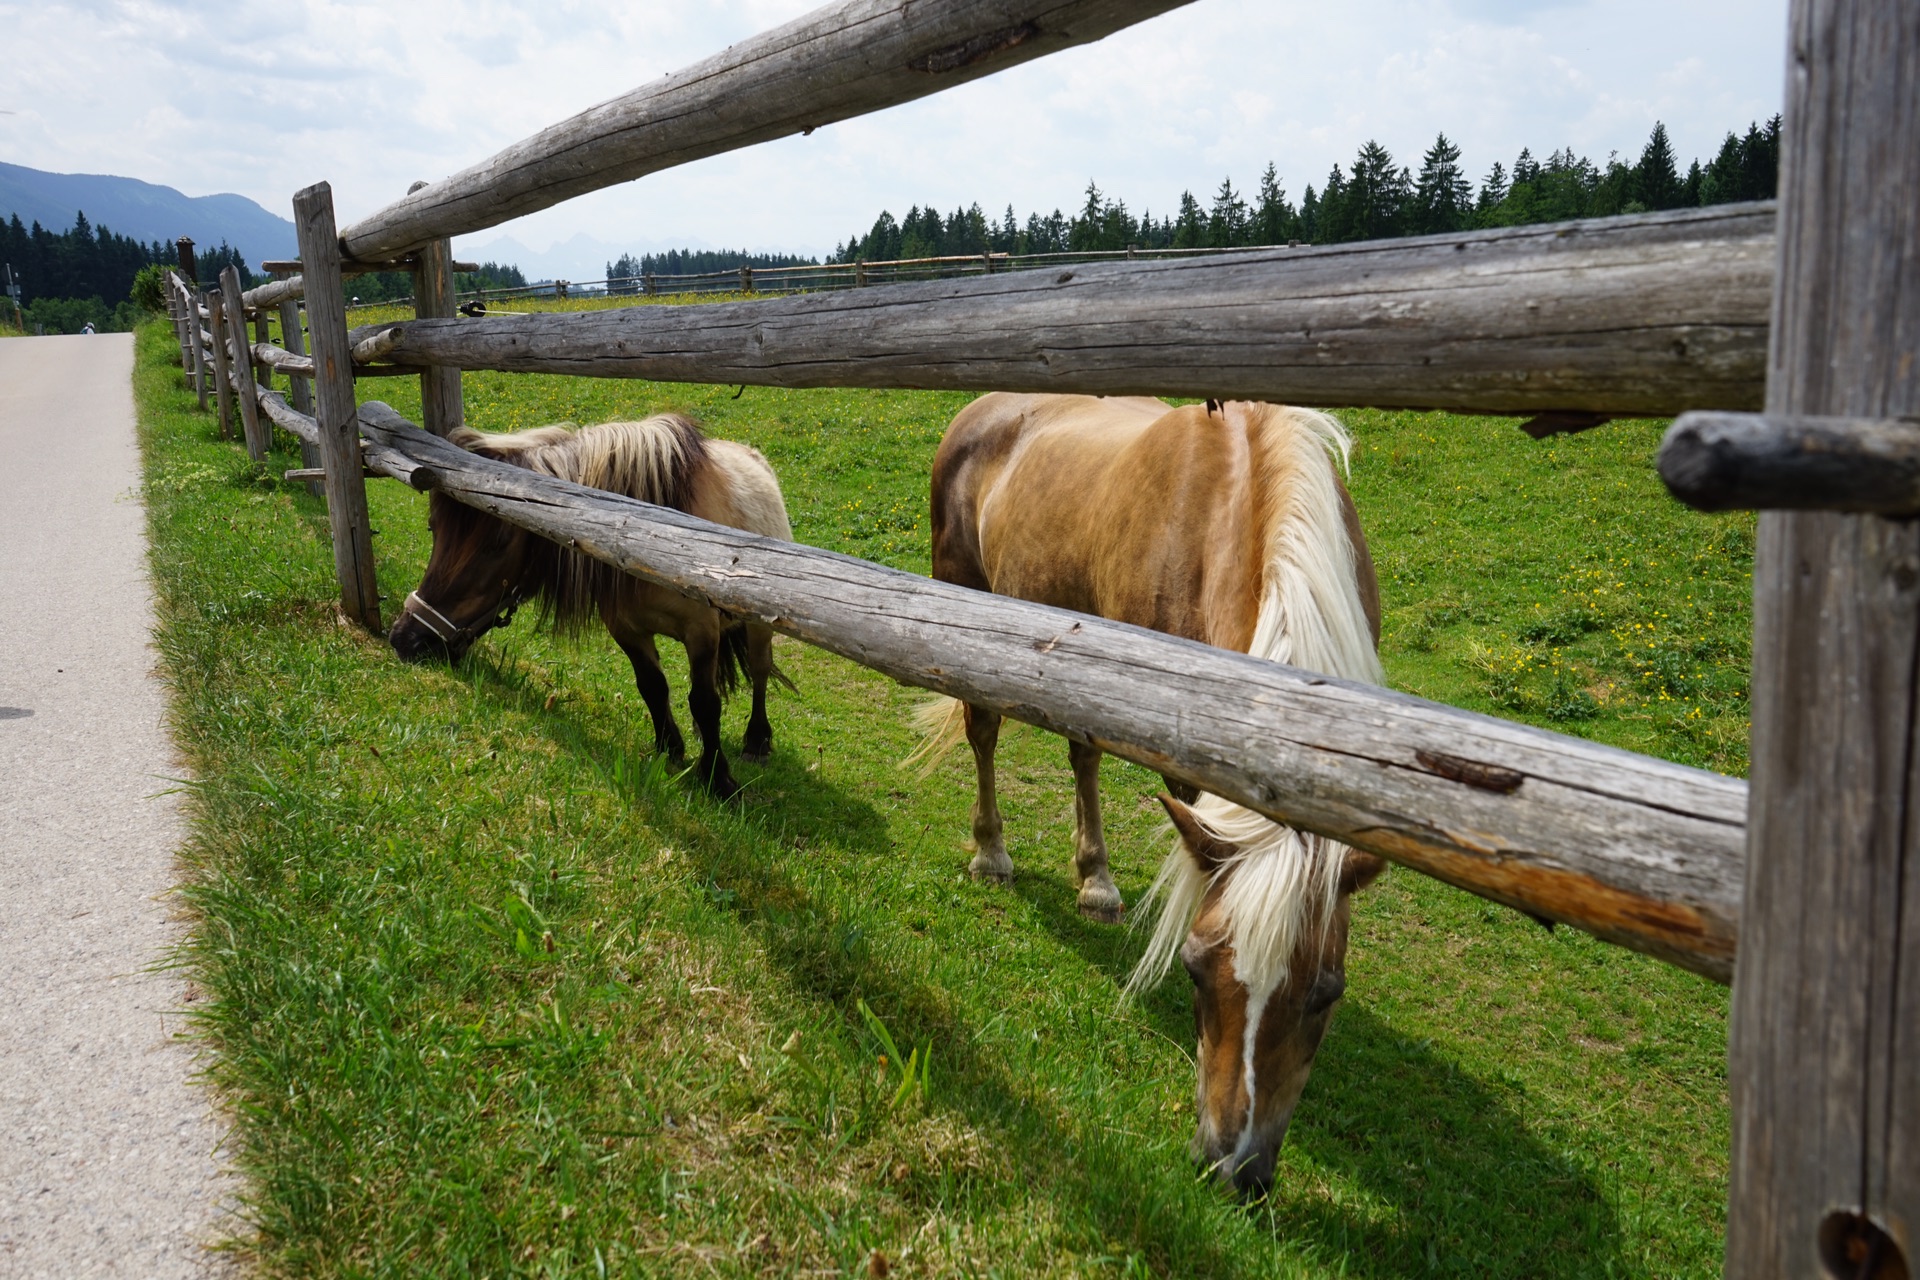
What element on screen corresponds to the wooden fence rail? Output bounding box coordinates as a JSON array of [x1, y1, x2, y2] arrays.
[[348, 204, 1773, 418], [338, 0, 1199, 262], [343, 399, 1746, 981]]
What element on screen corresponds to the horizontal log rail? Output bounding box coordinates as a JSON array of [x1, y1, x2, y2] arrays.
[[350, 204, 1774, 417], [338, 0, 1199, 261], [1658, 410, 1920, 514], [252, 342, 313, 376], [347, 399, 1745, 980], [245, 259, 482, 308]]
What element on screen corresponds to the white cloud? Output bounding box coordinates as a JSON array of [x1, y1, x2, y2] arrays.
[[0, 0, 1787, 267]]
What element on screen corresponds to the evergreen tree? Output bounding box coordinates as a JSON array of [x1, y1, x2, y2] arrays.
[[1171, 191, 1206, 249], [1474, 161, 1509, 225], [1253, 163, 1297, 244], [1633, 121, 1683, 210], [1207, 176, 1250, 247], [1412, 133, 1474, 234], [1339, 141, 1410, 241], [1299, 183, 1320, 242]]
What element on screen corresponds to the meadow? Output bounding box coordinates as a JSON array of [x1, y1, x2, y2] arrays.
[[137, 307, 1749, 1277]]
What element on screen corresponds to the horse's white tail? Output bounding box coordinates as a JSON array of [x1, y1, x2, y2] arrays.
[[900, 695, 967, 775], [1128, 404, 1383, 998]]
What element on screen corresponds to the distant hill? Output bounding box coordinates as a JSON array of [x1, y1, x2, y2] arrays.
[[0, 162, 295, 267]]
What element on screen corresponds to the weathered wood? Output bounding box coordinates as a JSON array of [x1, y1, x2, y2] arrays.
[[338, 0, 1201, 260], [294, 182, 381, 631], [186, 287, 210, 409], [352, 205, 1774, 416], [251, 343, 315, 376], [175, 237, 197, 285], [274, 283, 320, 496], [1726, 2, 1920, 1275], [351, 326, 404, 365], [204, 290, 235, 440], [219, 266, 269, 461], [410, 228, 463, 437], [353, 400, 1747, 980], [256, 388, 318, 447], [244, 275, 304, 309], [251, 302, 273, 395], [1659, 411, 1920, 514]]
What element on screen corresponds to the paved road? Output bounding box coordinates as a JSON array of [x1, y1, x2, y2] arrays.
[[0, 335, 237, 1277]]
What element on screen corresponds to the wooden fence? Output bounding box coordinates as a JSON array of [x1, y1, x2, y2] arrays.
[[164, 0, 1918, 1271]]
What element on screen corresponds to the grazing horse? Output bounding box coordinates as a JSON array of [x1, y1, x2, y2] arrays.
[[913, 392, 1387, 1194], [389, 414, 793, 799]]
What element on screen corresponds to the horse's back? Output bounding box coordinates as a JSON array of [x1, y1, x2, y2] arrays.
[[932, 393, 1268, 647], [697, 438, 792, 542]]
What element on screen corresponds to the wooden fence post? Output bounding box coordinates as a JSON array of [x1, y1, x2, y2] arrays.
[[175, 237, 197, 286], [407, 184, 464, 438], [252, 302, 272, 393], [273, 270, 321, 494], [293, 181, 382, 631], [1726, 3, 1920, 1276], [739, 264, 754, 294], [204, 288, 235, 439], [643, 273, 656, 297], [170, 280, 192, 373], [218, 265, 268, 461], [189, 292, 210, 410]]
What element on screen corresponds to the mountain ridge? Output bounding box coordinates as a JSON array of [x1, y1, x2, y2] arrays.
[[0, 162, 296, 266]]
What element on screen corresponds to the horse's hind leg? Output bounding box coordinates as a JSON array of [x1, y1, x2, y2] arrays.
[[684, 634, 740, 800], [1070, 740, 1124, 922], [740, 623, 775, 763], [964, 703, 1013, 882], [616, 633, 685, 762]]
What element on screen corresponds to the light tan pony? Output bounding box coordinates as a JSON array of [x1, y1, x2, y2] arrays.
[[911, 392, 1388, 1195], [389, 414, 792, 799]]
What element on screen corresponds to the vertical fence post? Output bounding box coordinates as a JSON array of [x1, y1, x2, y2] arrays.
[[407, 183, 464, 438], [175, 237, 197, 287], [204, 288, 235, 439], [293, 181, 382, 632], [855, 259, 867, 288], [1725, 3, 1920, 1276], [218, 266, 268, 461], [739, 264, 754, 294], [274, 271, 320, 495], [189, 291, 210, 410], [169, 275, 192, 372], [252, 301, 272, 394], [644, 273, 656, 297]]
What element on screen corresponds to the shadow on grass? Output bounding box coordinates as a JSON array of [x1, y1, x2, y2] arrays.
[[429, 639, 1623, 1276]]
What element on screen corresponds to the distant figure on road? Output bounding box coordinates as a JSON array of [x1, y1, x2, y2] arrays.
[[81, 322, 95, 335]]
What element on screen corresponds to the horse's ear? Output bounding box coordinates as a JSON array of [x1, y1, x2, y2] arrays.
[[1340, 850, 1388, 895], [1158, 794, 1233, 874]]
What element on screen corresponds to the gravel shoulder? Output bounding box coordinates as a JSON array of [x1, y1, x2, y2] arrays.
[[0, 333, 238, 1277]]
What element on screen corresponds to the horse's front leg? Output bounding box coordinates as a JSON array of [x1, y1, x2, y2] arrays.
[[964, 703, 1013, 882], [739, 623, 775, 763], [614, 632, 685, 762], [684, 636, 739, 800], [1069, 740, 1123, 922]]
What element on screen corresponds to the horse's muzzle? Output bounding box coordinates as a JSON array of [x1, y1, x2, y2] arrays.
[[389, 613, 464, 664]]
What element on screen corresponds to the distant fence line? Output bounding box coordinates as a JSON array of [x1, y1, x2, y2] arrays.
[[340, 243, 1292, 311]]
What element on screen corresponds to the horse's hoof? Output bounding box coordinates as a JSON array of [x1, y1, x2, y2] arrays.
[[968, 851, 1014, 883], [738, 745, 771, 764], [1077, 895, 1125, 925]]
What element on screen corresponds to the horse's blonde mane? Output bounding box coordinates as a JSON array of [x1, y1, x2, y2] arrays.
[[1128, 404, 1382, 998], [449, 415, 709, 631]]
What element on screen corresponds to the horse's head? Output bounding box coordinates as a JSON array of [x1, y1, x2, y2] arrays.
[[389, 490, 536, 663], [1146, 794, 1385, 1198]]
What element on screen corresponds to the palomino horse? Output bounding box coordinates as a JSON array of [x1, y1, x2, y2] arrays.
[[389, 414, 793, 799], [914, 393, 1387, 1194]]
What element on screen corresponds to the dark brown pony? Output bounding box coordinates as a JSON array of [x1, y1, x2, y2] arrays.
[[912, 393, 1387, 1195], [389, 414, 792, 798]]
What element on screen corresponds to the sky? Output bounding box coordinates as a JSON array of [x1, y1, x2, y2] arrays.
[[1, 0, 1789, 273]]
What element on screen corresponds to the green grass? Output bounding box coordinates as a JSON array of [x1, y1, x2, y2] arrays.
[[137, 316, 1741, 1277]]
